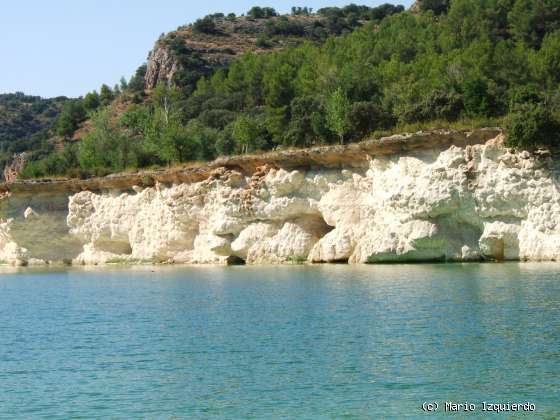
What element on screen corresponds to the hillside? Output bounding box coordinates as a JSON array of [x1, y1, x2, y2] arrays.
[[0, 93, 66, 173], [145, 13, 326, 91], [145, 5, 405, 91], [6, 0, 560, 181]]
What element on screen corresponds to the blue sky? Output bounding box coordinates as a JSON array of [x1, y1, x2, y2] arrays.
[[1, 0, 413, 98]]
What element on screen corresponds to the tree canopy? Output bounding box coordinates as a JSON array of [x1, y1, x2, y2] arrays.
[[18, 1, 560, 179]]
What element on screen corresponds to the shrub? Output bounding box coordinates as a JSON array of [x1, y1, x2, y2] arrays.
[[419, 0, 451, 15], [462, 78, 496, 118], [199, 109, 235, 129], [256, 36, 272, 49], [128, 64, 147, 94], [347, 101, 395, 139], [247, 7, 277, 19], [505, 102, 560, 148], [83, 91, 100, 111], [193, 16, 217, 34], [265, 17, 305, 36], [99, 84, 114, 106], [56, 100, 87, 137], [215, 124, 237, 155]]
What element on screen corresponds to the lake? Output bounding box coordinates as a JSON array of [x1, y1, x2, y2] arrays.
[[0, 264, 559, 418]]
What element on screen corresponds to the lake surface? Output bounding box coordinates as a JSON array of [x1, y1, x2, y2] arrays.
[[0, 264, 559, 418]]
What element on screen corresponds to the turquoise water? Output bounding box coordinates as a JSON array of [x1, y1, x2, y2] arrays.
[[0, 264, 559, 418]]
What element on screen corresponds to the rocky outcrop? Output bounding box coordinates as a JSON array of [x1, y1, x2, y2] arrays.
[[144, 15, 325, 89], [145, 45, 181, 89], [3, 152, 26, 182], [2, 128, 560, 266]]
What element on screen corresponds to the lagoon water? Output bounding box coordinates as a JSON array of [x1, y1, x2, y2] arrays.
[[0, 264, 559, 418]]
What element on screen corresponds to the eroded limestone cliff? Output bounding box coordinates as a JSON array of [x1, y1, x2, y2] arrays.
[[2, 128, 558, 266]]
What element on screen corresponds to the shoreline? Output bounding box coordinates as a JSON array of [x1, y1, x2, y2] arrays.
[[2, 128, 557, 266]]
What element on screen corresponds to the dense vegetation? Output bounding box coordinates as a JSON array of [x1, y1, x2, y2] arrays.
[[0, 93, 67, 171], [17, 1, 560, 179]]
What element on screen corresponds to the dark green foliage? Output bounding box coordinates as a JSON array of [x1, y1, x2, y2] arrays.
[[418, 0, 451, 15], [99, 84, 114, 106], [56, 100, 87, 137], [199, 109, 235, 129], [20, 1, 560, 178], [0, 93, 66, 170], [128, 64, 147, 94], [283, 96, 324, 147], [531, 29, 560, 87], [317, 3, 404, 31], [505, 103, 560, 148], [83, 91, 100, 111], [291, 7, 312, 16], [78, 109, 138, 172], [462, 78, 496, 117], [347, 102, 394, 140], [509, 0, 560, 48], [368, 4, 405, 21], [508, 84, 543, 109], [265, 17, 305, 36], [169, 36, 213, 94], [20, 144, 80, 179], [247, 7, 278, 19], [215, 124, 237, 155], [193, 16, 218, 34], [398, 90, 463, 123]]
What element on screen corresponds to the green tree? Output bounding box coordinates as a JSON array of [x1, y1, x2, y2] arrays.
[[326, 87, 350, 144], [509, 0, 560, 48], [462, 78, 495, 117], [28, 0, 560, 177], [119, 76, 129, 91], [128, 64, 147, 94], [193, 16, 217, 34], [232, 116, 263, 153], [56, 100, 87, 138], [99, 84, 114, 106], [184, 120, 218, 161], [419, 0, 451, 15], [531, 29, 560, 88], [347, 101, 394, 139], [83, 91, 100, 111], [248, 7, 277, 19], [157, 119, 201, 164], [78, 109, 137, 172], [215, 123, 237, 155]]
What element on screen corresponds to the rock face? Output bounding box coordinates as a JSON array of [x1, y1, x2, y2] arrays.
[[3, 152, 26, 182], [1, 131, 560, 265], [145, 45, 181, 89]]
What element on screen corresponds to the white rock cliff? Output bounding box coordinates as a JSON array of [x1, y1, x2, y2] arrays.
[[1, 132, 559, 265]]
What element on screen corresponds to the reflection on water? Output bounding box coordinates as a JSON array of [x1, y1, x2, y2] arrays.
[[0, 263, 559, 418]]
